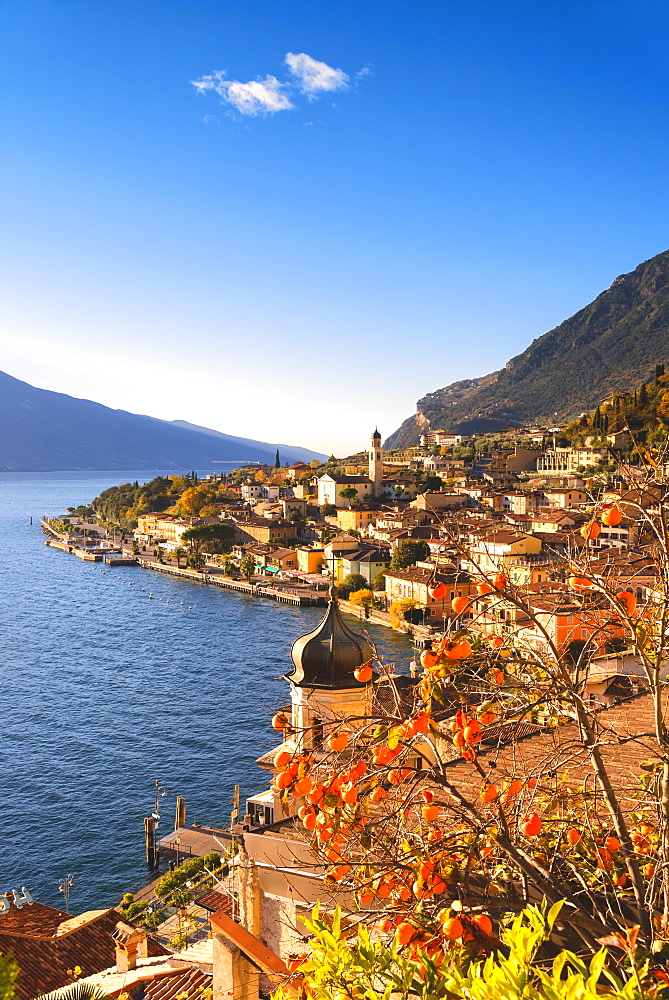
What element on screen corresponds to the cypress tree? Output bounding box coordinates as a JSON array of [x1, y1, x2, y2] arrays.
[[640, 383, 648, 407], [275, 449, 281, 468]]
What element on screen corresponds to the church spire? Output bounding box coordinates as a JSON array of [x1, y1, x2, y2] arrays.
[[286, 589, 374, 689], [369, 428, 383, 495]]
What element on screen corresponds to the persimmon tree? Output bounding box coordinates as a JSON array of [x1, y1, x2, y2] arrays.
[[270, 461, 669, 977]]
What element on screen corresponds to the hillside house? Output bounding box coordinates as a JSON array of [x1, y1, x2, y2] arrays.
[[296, 546, 326, 575], [317, 474, 374, 508], [538, 447, 608, 473], [232, 516, 295, 546], [468, 530, 543, 576], [336, 506, 382, 533], [542, 487, 588, 508], [265, 548, 299, 574], [338, 545, 391, 586], [384, 565, 474, 622]]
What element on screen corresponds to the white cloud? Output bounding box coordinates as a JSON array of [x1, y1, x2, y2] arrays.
[[191, 70, 294, 116], [356, 65, 373, 80], [285, 52, 349, 97]]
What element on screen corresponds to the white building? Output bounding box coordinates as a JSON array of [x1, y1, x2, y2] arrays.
[[317, 429, 383, 507]]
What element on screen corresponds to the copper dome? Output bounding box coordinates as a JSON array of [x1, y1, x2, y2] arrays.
[[286, 590, 374, 689]]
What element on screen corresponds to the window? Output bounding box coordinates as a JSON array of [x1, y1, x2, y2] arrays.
[[581, 629, 587, 639]]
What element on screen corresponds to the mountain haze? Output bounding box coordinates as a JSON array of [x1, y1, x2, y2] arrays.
[[0, 371, 325, 471], [386, 250, 669, 449]]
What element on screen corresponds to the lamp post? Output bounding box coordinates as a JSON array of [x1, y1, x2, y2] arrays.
[[152, 778, 168, 832], [58, 874, 74, 914]]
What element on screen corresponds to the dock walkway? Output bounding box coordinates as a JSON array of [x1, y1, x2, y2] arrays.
[[136, 559, 324, 607]]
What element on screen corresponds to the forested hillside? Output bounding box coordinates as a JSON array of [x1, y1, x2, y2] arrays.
[[564, 365, 669, 445]]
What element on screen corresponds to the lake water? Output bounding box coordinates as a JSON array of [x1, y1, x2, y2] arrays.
[[1, 471, 414, 911]]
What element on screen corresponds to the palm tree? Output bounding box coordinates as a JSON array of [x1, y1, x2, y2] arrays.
[[187, 551, 205, 572], [240, 553, 256, 579], [39, 984, 108, 1000]]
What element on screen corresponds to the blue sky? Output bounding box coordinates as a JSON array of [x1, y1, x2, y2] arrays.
[[2, 1, 669, 454]]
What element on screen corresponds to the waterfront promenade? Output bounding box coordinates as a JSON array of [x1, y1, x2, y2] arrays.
[[42, 519, 326, 607], [41, 519, 438, 640]]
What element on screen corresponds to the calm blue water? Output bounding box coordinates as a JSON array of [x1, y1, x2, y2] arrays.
[[1, 471, 413, 911]]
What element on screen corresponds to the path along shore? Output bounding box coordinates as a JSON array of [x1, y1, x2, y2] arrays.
[[41, 520, 436, 644]]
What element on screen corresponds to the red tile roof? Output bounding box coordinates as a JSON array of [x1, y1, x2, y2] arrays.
[[0, 898, 68, 937], [195, 890, 234, 916], [0, 905, 168, 1000], [442, 690, 662, 815], [142, 965, 211, 1000]]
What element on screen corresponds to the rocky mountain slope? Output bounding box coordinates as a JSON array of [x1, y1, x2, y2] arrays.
[[0, 371, 325, 471], [386, 250, 669, 449]]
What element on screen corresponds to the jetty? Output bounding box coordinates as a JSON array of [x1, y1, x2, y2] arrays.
[[104, 554, 138, 566]]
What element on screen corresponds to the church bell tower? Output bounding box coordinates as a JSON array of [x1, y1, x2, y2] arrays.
[[369, 428, 383, 496]]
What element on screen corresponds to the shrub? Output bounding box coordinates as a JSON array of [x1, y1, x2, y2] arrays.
[[348, 589, 374, 608]]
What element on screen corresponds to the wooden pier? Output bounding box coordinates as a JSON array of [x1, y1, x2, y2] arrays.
[[156, 824, 235, 862]]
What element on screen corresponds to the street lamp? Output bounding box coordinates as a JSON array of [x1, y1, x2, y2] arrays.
[[152, 778, 168, 832], [58, 874, 74, 914]]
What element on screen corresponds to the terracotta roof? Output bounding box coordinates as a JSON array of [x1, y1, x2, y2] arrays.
[[81, 956, 211, 1000], [342, 548, 390, 564], [0, 898, 68, 937], [195, 890, 234, 915], [531, 512, 576, 524], [373, 675, 459, 724], [441, 690, 663, 815], [0, 905, 168, 1000], [476, 530, 528, 545], [268, 548, 297, 560], [142, 965, 211, 1000]]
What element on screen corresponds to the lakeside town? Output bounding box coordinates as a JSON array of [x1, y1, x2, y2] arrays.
[[11, 378, 669, 999], [44, 417, 641, 645]]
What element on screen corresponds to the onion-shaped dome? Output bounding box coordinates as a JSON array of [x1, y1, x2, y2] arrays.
[[286, 589, 374, 689]]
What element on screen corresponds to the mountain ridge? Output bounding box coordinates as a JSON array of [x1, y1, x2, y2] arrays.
[[0, 371, 325, 471], [385, 250, 669, 449]]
